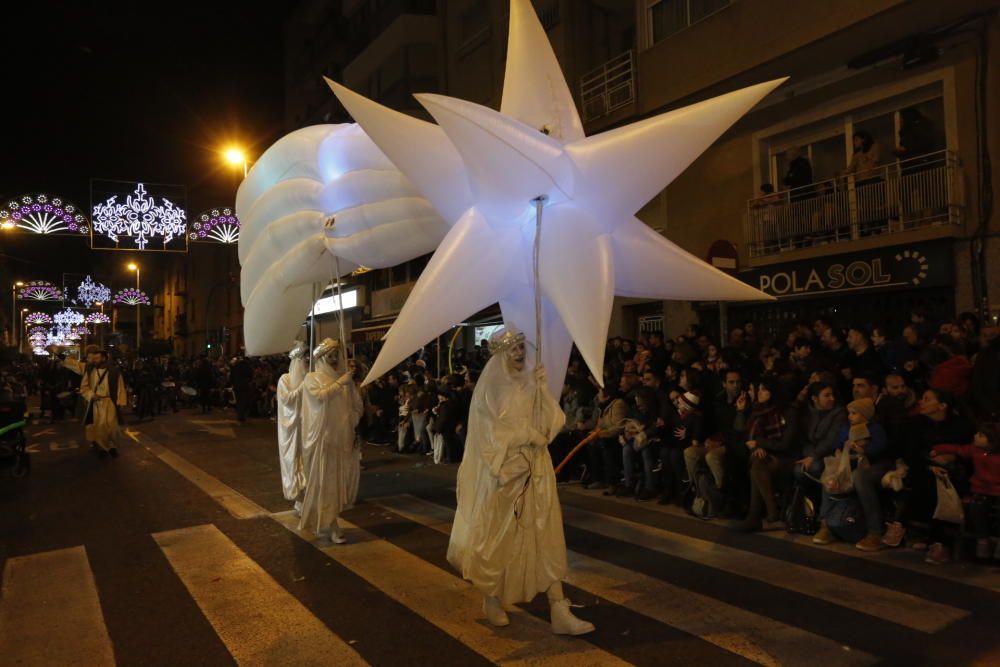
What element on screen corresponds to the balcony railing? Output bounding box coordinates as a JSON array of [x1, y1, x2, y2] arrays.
[[580, 50, 634, 123], [744, 150, 962, 259]]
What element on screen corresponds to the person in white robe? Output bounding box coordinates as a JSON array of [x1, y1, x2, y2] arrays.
[[447, 328, 594, 635], [277, 342, 308, 503], [78, 348, 127, 458], [298, 338, 363, 543]]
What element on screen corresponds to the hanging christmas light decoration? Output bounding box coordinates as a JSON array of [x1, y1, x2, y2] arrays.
[[28, 326, 48, 338], [53, 308, 85, 329], [85, 312, 111, 325], [24, 312, 53, 326], [112, 287, 150, 306], [74, 275, 111, 308], [72, 325, 90, 336], [0, 194, 89, 235], [45, 329, 67, 346], [92, 182, 186, 250], [17, 281, 63, 301], [190, 207, 240, 244], [32, 347, 50, 356], [65, 332, 82, 341]]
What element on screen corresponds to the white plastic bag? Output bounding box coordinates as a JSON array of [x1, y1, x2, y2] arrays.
[[933, 473, 964, 524]]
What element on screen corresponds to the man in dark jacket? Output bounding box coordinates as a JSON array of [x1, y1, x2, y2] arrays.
[[230, 356, 254, 423], [431, 386, 463, 463]]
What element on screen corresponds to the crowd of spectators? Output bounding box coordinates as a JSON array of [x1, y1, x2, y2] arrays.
[[4, 305, 999, 566]]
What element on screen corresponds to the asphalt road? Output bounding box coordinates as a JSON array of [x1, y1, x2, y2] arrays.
[[2, 405, 1000, 666]]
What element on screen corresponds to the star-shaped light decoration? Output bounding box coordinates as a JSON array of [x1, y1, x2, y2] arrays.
[[329, 0, 782, 392]]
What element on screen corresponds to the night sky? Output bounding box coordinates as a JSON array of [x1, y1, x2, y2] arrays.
[[2, 1, 291, 275]]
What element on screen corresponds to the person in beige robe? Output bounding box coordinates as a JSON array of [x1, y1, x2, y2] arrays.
[[79, 349, 127, 458], [447, 328, 594, 635]]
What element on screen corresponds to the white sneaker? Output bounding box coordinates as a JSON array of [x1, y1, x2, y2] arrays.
[[483, 596, 509, 627], [550, 598, 594, 635]]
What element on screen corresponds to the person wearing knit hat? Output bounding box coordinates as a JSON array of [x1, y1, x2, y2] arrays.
[[813, 395, 890, 553], [847, 398, 875, 423]]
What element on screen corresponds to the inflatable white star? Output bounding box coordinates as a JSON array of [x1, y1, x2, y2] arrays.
[[329, 0, 783, 391]]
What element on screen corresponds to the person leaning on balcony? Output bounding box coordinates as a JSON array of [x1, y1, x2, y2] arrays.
[[782, 147, 813, 201], [844, 131, 881, 180], [895, 107, 935, 169]]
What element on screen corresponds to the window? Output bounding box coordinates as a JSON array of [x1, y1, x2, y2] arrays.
[[647, 0, 730, 45]]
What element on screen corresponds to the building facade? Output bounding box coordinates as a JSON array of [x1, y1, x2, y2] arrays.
[[591, 0, 999, 340]]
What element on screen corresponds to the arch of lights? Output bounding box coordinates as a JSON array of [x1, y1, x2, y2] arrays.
[[28, 326, 49, 338], [72, 325, 90, 336], [24, 312, 53, 326], [74, 275, 111, 307], [32, 347, 50, 356], [113, 288, 150, 306], [0, 194, 89, 235], [190, 207, 240, 244], [92, 183, 186, 250], [17, 281, 63, 301], [85, 312, 111, 325], [53, 309, 85, 329]]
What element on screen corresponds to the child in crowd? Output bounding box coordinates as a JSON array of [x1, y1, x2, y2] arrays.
[[931, 425, 1000, 561]]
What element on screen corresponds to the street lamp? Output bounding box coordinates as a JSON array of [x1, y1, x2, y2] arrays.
[[19, 308, 27, 353], [10, 281, 24, 350], [127, 262, 140, 350], [223, 146, 249, 178]]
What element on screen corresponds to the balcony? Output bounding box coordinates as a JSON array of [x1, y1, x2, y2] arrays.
[[580, 50, 635, 123], [744, 150, 962, 260]]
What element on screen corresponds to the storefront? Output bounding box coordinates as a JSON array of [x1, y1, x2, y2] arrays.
[[706, 240, 956, 337]]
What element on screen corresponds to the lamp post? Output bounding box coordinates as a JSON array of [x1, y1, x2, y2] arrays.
[[128, 262, 140, 351], [223, 146, 249, 178], [19, 308, 27, 353], [10, 281, 23, 350]]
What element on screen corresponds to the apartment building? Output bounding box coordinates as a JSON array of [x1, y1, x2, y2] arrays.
[[583, 0, 999, 338]]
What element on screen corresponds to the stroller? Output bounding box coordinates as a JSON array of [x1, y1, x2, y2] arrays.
[[0, 399, 30, 477]]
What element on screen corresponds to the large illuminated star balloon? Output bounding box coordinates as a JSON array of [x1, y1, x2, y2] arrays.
[[330, 0, 782, 393], [236, 124, 449, 355]]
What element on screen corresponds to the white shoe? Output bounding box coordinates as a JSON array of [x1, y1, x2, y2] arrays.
[[550, 598, 594, 635], [483, 596, 509, 627]]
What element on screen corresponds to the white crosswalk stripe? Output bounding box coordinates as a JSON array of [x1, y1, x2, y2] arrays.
[[271, 510, 630, 667], [0, 546, 115, 667], [153, 523, 369, 666], [372, 494, 877, 667], [560, 504, 968, 633]]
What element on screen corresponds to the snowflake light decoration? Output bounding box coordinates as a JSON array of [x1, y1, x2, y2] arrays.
[[74, 275, 111, 307], [45, 330, 66, 346], [190, 207, 240, 244], [113, 288, 150, 306], [24, 312, 53, 326], [17, 281, 63, 301], [53, 309, 85, 328], [92, 183, 186, 249], [85, 312, 111, 325], [0, 194, 89, 235]]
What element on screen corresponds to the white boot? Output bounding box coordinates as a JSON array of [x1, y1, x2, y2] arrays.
[[483, 596, 509, 627], [550, 598, 594, 635], [293, 500, 302, 517], [328, 520, 347, 545]]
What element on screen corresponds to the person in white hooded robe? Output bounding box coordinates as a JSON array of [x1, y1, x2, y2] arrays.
[[299, 338, 363, 543], [277, 342, 308, 505], [447, 328, 594, 635]]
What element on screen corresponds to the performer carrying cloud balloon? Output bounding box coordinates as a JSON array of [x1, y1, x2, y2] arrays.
[[299, 338, 363, 543], [277, 341, 308, 505], [448, 327, 594, 635]]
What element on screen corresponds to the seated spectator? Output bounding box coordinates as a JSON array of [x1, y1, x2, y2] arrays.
[[794, 381, 847, 488], [813, 397, 889, 550], [659, 390, 704, 505], [616, 387, 660, 501], [736, 380, 800, 531], [582, 386, 628, 490], [846, 325, 886, 381], [691, 370, 749, 515], [931, 425, 1000, 562]]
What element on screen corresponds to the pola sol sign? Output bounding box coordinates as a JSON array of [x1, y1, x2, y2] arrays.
[[739, 242, 952, 300]]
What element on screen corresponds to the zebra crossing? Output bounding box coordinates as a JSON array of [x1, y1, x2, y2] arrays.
[[2, 490, 998, 666]]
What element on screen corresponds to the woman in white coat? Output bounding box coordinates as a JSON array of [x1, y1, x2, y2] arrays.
[[298, 338, 363, 543], [447, 328, 594, 635]]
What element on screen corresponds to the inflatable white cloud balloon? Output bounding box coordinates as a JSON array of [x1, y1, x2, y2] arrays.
[[237, 124, 449, 356], [329, 0, 783, 393]]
